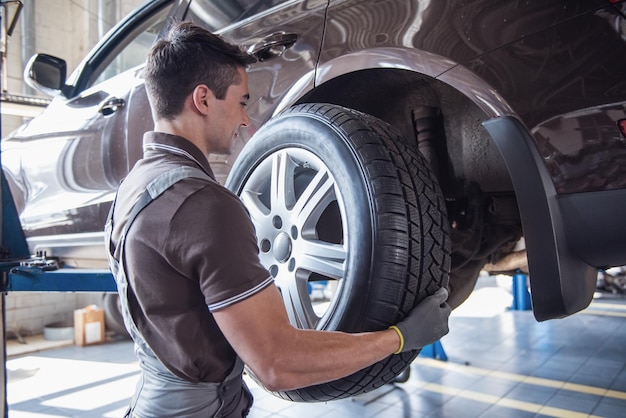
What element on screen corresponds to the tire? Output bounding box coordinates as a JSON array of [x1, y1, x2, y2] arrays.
[[102, 293, 130, 338], [226, 103, 450, 401]]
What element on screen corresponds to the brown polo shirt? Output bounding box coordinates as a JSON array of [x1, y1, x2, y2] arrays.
[[109, 131, 273, 383]]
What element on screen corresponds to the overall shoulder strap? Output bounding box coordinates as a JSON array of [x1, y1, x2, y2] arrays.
[[107, 166, 213, 259], [144, 166, 214, 202]]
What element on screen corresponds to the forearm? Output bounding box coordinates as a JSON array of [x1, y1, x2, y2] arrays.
[[214, 285, 402, 391], [255, 327, 400, 391]]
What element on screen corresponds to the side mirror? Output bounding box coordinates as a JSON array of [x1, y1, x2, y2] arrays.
[[24, 54, 67, 97]]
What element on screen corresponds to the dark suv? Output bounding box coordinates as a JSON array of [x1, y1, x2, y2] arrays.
[[3, 0, 626, 401]]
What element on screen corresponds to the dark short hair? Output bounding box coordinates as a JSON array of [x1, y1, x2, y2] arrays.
[[144, 21, 256, 120]]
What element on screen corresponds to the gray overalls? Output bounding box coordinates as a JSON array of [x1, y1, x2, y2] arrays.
[[105, 166, 253, 417]]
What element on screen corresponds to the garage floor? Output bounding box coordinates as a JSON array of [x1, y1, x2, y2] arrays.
[[6, 277, 626, 418]]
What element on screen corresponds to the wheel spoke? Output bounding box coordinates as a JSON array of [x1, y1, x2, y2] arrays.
[[276, 282, 299, 326], [293, 168, 336, 233], [270, 150, 297, 211], [240, 189, 269, 223], [276, 271, 319, 329], [299, 239, 346, 280]]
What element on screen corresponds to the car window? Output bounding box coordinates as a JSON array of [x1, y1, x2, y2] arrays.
[[186, 0, 289, 31], [90, 5, 173, 87]]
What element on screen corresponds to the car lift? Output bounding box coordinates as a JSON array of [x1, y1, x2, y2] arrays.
[[0, 167, 116, 417]]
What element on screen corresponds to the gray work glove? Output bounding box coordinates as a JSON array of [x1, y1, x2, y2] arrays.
[[391, 287, 451, 353]]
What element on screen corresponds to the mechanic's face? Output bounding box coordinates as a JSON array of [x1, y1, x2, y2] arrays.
[[209, 67, 251, 155]]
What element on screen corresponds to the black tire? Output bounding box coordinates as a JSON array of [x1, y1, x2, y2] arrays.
[[102, 293, 130, 338], [226, 103, 450, 401]]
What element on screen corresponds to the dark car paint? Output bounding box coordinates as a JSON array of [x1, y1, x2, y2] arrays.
[[318, 0, 626, 193], [2, 0, 626, 320]]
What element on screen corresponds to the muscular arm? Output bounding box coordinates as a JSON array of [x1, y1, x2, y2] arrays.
[[213, 284, 400, 391]]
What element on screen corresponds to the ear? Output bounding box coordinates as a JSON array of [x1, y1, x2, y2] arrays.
[[191, 84, 215, 115]]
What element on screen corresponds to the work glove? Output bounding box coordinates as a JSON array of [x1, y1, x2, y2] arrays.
[[390, 287, 451, 353]]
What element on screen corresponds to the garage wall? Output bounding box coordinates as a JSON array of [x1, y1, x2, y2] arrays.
[[5, 293, 105, 339], [2, 0, 143, 337]]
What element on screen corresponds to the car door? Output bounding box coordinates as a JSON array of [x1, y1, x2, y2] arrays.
[[183, 0, 328, 183]]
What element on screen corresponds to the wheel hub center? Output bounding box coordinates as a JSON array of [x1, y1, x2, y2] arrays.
[[273, 232, 292, 263]]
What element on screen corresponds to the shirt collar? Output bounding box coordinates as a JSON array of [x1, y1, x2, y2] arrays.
[[142, 131, 216, 181]]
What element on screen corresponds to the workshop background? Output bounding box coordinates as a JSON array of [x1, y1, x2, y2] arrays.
[[1, 0, 143, 340], [1, 1, 626, 417]]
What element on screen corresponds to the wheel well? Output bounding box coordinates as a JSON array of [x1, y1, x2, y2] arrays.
[[298, 68, 525, 306], [298, 68, 514, 195]]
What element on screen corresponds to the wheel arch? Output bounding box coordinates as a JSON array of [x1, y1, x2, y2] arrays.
[[312, 47, 515, 118], [291, 49, 517, 196]]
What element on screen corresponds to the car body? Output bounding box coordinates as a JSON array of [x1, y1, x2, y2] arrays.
[[2, 0, 626, 399]]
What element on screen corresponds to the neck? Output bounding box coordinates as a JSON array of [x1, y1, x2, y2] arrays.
[[154, 116, 210, 157]]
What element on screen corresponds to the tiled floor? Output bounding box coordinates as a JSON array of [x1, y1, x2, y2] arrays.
[[5, 277, 626, 417]]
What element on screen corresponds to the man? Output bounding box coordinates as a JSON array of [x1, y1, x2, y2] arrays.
[[106, 21, 451, 417]]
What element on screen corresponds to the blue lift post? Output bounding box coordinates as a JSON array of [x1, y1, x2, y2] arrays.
[[419, 340, 448, 361], [511, 270, 532, 311]]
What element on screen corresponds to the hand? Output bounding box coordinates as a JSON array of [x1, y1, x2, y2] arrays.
[[392, 287, 451, 353]]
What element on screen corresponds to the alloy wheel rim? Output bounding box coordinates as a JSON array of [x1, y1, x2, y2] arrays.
[[239, 147, 348, 330]]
